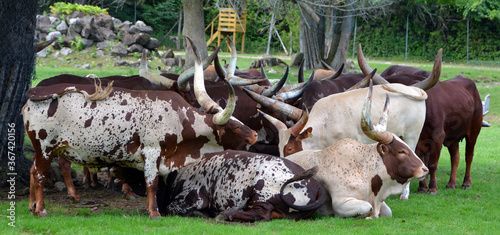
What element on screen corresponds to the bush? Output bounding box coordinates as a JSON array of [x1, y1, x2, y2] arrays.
[[50, 2, 108, 17]]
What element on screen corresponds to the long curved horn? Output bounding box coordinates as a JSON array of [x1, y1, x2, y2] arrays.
[[346, 69, 377, 91], [177, 46, 221, 92], [289, 110, 309, 136], [277, 70, 314, 102], [323, 63, 344, 80], [257, 110, 287, 132], [229, 77, 268, 86], [258, 109, 309, 137], [243, 88, 304, 122], [261, 64, 289, 97], [361, 80, 393, 144], [188, 36, 235, 126], [297, 60, 305, 83], [226, 36, 238, 80], [411, 48, 442, 90], [139, 50, 176, 88], [357, 44, 389, 85]]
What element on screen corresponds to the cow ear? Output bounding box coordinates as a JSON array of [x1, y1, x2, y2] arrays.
[[378, 144, 389, 156], [297, 127, 313, 141]]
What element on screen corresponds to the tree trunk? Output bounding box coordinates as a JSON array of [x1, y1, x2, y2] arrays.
[[299, 8, 321, 70], [183, 0, 208, 68], [0, 0, 38, 187], [328, 12, 354, 71], [298, 1, 355, 70]]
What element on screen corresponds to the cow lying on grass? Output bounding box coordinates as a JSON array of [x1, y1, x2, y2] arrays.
[[157, 150, 326, 222], [261, 81, 429, 218]]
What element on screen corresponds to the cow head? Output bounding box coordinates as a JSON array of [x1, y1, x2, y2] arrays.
[[361, 80, 429, 184], [258, 110, 311, 158], [187, 36, 258, 150]]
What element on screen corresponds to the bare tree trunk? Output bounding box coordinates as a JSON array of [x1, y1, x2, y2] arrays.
[[0, 0, 38, 187], [327, 12, 354, 71], [183, 0, 208, 68], [299, 8, 321, 70]]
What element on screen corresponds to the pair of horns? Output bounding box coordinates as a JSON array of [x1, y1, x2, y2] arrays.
[[357, 44, 442, 90]]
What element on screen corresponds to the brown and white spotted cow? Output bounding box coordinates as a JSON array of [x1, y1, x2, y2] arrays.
[[157, 150, 326, 222], [22, 38, 258, 219], [261, 81, 429, 218]]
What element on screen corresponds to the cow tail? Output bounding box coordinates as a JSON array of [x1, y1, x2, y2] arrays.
[[279, 166, 326, 211]]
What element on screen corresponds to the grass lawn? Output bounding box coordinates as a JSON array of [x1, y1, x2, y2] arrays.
[[2, 47, 499, 234]]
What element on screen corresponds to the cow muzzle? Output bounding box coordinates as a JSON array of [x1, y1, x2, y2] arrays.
[[415, 166, 429, 180]]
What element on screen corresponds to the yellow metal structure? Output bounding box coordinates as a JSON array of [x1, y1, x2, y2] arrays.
[[206, 8, 247, 52]]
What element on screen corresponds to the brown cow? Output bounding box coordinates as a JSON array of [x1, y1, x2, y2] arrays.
[[358, 46, 484, 195]]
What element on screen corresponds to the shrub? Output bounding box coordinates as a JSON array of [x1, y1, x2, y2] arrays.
[[50, 2, 108, 17]]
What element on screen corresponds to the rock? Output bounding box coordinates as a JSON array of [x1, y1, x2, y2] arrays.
[[56, 20, 68, 33], [111, 43, 128, 57], [121, 33, 135, 46], [54, 182, 66, 192], [100, 27, 116, 41], [37, 48, 47, 58], [135, 33, 150, 46], [127, 44, 144, 53], [95, 50, 105, 57], [96, 40, 111, 49], [146, 37, 160, 49], [37, 15, 54, 34], [80, 38, 94, 49], [60, 47, 73, 56], [162, 49, 175, 59], [66, 11, 86, 22], [112, 17, 123, 28], [162, 58, 177, 67], [69, 18, 84, 33], [129, 61, 141, 68], [49, 16, 60, 25], [175, 56, 185, 67], [94, 13, 114, 30], [115, 60, 130, 66], [46, 31, 62, 42], [290, 52, 304, 67], [81, 64, 91, 69]]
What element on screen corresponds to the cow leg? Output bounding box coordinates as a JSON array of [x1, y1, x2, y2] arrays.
[[31, 157, 53, 217], [29, 164, 37, 215], [400, 183, 410, 200], [379, 201, 392, 217], [58, 157, 80, 203], [122, 183, 140, 200], [215, 202, 274, 222], [462, 134, 478, 189], [445, 142, 460, 189], [333, 197, 373, 219], [427, 134, 445, 195], [142, 149, 161, 219]]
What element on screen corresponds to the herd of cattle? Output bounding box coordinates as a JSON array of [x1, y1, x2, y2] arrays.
[[23, 36, 486, 221]]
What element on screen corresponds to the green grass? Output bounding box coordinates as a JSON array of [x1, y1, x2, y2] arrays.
[[4, 47, 499, 234]]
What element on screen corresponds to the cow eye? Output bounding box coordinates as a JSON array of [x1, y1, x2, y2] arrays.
[[399, 150, 407, 154]]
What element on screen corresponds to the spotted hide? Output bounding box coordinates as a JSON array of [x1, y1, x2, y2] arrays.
[[23, 41, 258, 219], [157, 150, 325, 222]]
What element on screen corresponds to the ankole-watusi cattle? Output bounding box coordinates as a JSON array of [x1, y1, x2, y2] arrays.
[[22, 37, 258, 219], [261, 81, 429, 218], [156, 150, 326, 222], [358, 45, 483, 195]]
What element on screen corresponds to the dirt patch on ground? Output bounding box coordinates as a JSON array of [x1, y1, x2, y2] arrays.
[[1, 170, 149, 216]]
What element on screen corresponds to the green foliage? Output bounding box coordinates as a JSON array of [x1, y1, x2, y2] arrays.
[[70, 36, 85, 51], [456, 0, 500, 20], [355, 7, 500, 62], [134, 52, 141, 58], [50, 2, 108, 17]]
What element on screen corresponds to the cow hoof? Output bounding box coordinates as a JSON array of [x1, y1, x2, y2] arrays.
[[415, 189, 427, 194], [37, 209, 48, 218], [214, 214, 227, 221], [149, 211, 161, 219], [445, 184, 456, 189], [399, 195, 409, 200], [68, 195, 81, 203], [462, 185, 471, 190], [427, 190, 438, 195]]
